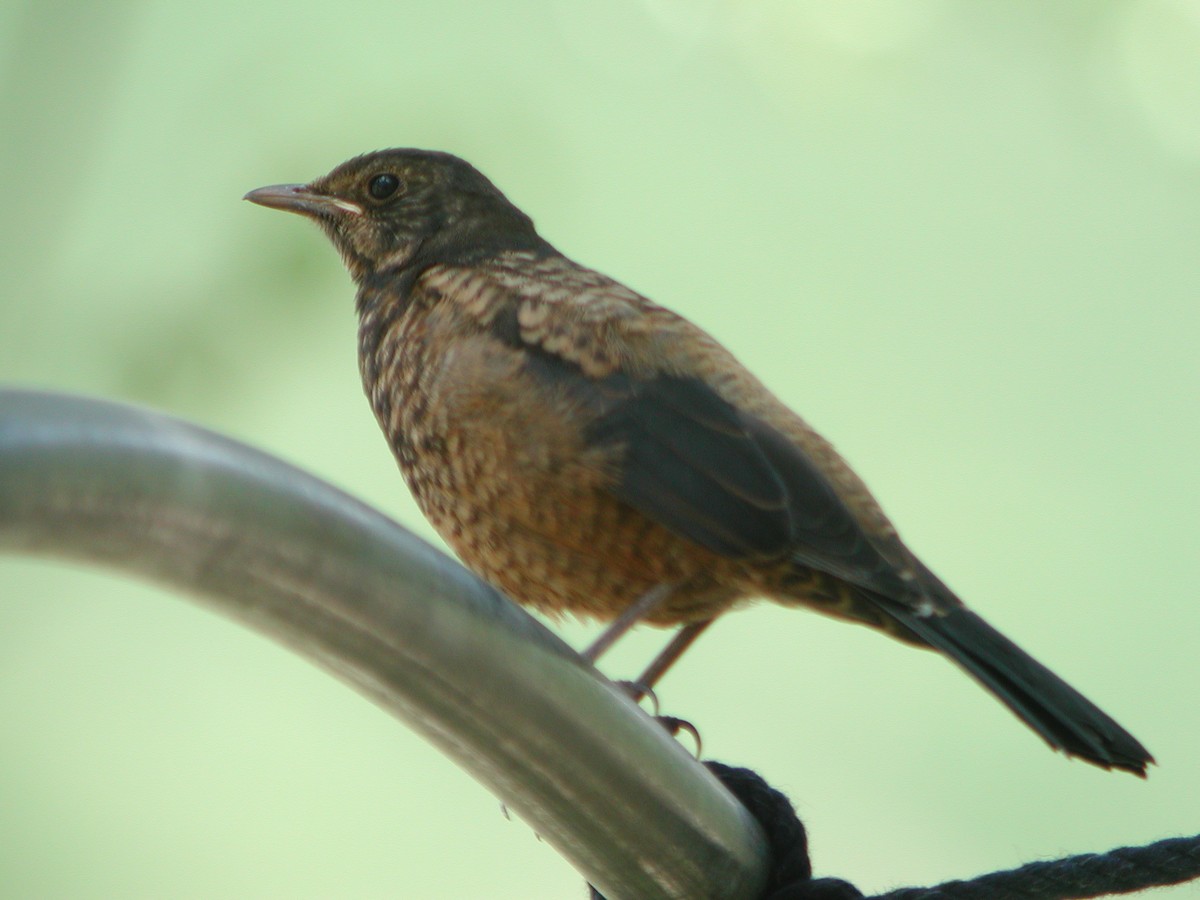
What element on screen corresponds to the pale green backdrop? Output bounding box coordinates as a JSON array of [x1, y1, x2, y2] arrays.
[[1, 1, 1197, 897]]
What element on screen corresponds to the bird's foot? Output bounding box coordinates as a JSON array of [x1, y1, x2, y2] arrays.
[[656, 715, 703, 758], [614, 679, 660, 713], [613, 680, 702, 757]]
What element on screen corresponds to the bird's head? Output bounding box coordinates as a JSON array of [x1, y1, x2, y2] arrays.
[[245, 149, 544, 283]]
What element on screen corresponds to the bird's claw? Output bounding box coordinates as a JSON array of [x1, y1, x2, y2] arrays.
[[614, 679, 660, 715], [613, 681, 702, 756], [656, 715, 703, 758]]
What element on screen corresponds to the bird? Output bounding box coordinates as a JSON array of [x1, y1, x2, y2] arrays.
[[245, 148, 1152, 775]]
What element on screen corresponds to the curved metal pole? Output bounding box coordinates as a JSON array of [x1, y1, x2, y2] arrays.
[[0, 389, 768, 900]]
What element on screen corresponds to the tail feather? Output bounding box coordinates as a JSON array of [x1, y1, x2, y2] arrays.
[[876, 601, 1153, 776]]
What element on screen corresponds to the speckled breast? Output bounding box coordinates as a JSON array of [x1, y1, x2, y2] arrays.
[[354, 287, 752, 625]]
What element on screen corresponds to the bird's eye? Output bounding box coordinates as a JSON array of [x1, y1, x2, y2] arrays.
[[367, 173, 401, 200]]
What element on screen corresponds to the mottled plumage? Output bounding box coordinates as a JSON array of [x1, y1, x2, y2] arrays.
[[246, 149, 1152, 775]]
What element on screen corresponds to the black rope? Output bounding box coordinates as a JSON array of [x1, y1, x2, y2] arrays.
[[704, 762, 863, 900], [870, 834, 1200, 899], [587, 762, 1200, 899]]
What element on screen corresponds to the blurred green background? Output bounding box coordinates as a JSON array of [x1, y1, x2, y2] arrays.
[[2, 0, 1198, 897]]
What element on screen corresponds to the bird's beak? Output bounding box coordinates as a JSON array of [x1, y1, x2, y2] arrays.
[[243, 183, 363, 218]]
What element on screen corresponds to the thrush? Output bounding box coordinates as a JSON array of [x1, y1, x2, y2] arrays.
[[246, 149, 1152, 775]]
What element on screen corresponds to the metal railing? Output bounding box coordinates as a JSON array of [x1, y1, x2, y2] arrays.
[[0, 388, 769, 900]]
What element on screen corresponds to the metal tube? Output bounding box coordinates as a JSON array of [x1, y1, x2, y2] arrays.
[[0, 389, 768, 899]]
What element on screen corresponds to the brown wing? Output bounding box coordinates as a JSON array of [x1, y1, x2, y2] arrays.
[[464, 253, 917, 598], [579, 367, 914, 596]]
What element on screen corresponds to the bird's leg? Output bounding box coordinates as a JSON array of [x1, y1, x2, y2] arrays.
[[581, 583, 674, 663], [614, 619, 715, 710], [581, 589, 710, 755], [634, 620, 715, 757], [636, 619, 714, 691]]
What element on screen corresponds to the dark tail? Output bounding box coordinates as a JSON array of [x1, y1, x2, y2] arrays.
[[876, 600, 1153, 776]]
